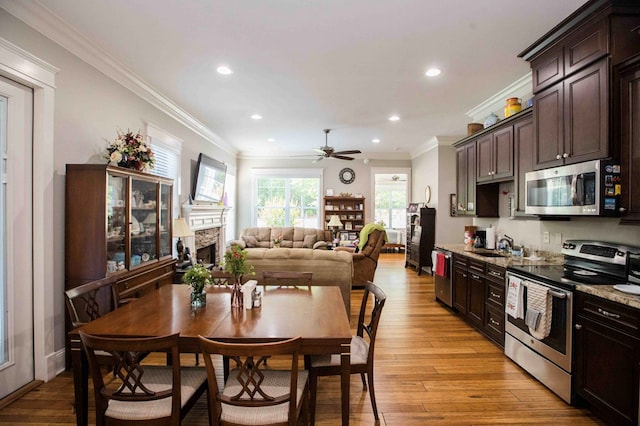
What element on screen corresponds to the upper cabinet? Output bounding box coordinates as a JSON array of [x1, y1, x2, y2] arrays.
[[618, 59, 640, 223], [456, 142, 476, 216], [476, 125, 514, 183], [520, 1, 640, 171]]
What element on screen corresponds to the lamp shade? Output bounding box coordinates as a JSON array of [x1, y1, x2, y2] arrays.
[[327, 215, 343, 227], [173, 217, 194, 238]]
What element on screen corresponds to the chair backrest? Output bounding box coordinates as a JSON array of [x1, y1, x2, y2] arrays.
[[210, 270, 233, 286], [261, 271, 312, 290], [360, 229, 386, 263], [198, 336, 302, 425], [79, 331, 183, 425], [65, 276, 119, 328], [357, 282, 387, 365]]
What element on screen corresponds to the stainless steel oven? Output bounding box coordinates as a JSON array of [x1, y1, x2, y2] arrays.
[[505, 272, 573, 403]]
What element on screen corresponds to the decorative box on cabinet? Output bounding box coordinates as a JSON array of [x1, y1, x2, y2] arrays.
[[323, 196, 365, 232], [404, 207, 435, 275], [65, 164, 176, 295]]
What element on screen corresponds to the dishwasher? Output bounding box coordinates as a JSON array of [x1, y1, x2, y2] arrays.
[[432, 248, 452, 307]]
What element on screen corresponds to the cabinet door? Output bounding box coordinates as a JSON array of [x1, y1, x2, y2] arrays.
[[130, 178, 159, 269], [619, 61, 640, 222], [106, 172, 127, 272], [492, 126, 513, 180], [534, 80, 564, 169], [452, 267, 468, 315], [514, 115, 534, 214], [476, 133, 494, 182], [159, 183, 172, 258], [575, 315, 639, 426], [467, 271, 485, 327], [564, 59, 608, 165], [465, 143, 476, 215], [531, 44, 564, 93], [456, 146, 468, 215]]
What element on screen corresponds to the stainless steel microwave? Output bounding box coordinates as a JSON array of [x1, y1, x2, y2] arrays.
[[525, 160, 621, 216]]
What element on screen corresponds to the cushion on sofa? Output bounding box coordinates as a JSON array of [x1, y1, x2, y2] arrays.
[[242, 235, 258, 248], [303, 234, 317, 248]]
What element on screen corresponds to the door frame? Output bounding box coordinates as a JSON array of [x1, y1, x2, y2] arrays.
[[0, 37, 58, 381]]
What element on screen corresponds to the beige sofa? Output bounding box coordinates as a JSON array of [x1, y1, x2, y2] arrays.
[[233, 227, 333, 250]]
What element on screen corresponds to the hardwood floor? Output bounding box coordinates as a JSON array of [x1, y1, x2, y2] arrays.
[[0, 253, 603, 425]]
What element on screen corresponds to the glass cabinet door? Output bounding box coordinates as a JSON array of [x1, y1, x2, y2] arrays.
[[159, 183, 172, 258], [130, 178, 158, 268], [106, 173, 127, 272]]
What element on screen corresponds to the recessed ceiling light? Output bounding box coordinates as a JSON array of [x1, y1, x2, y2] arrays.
[[216, 65, 233, 75], [372, 138, 381, 143], [388, 115, 400, 122], [251, 114, 263, 120], [267, 138, 275, 142], [425, 68, 441, 77]]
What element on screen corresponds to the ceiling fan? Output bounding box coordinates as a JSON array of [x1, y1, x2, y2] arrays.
[[313, 129, 361, 162]]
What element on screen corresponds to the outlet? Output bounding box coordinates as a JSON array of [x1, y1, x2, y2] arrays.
[[543, 231, 550, 243], [553, 232, 562, 244]]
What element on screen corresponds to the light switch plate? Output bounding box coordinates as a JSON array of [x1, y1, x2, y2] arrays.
[[543, 232, 550, 243]]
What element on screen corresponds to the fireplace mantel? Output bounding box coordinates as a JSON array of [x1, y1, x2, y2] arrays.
[[181, 203, 231, 265]]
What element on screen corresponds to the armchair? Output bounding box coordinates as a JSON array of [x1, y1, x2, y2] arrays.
[[336, 228, 386, 288]]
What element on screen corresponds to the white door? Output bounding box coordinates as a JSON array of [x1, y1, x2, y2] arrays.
[[0, 75, 34, 399]]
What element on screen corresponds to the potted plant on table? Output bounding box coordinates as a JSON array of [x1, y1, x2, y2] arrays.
[[182, 263, 212, 307], [223, 244, 254, 308]]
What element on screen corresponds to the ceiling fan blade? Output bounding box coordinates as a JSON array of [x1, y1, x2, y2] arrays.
[[313, 148, 326, 154], [312, 156, 325, 163], [333, 150, 361, 155], [331, 154, 355, 161]]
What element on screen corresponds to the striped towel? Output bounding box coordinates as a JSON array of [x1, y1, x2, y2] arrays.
[[526, 281, 552, 340]]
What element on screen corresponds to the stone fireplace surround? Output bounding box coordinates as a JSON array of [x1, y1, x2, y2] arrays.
[[181, 203, 231, 266]]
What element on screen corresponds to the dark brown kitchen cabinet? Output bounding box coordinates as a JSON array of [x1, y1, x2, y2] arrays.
[[484, 264, 506, 347], [477, 126, 513, 183], [618, 59, 640, 223], [405, 207, 435, 275], [574, 291, 640, 426], [513, 112, 534, 215], [533, 59, 608, 170], [456, 142, 476, 216], [467, 260, 486, 328], [452, 254, 469, 315]]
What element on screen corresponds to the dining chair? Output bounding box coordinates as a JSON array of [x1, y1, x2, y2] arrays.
[[198, 335, 309, 426], [79, 331, 207, 426], [307, 281, 387, 424], [211, 270, 234, 286], [261, 271, 313, 290]]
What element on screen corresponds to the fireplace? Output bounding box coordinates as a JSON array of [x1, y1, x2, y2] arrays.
[[181, 203, 231, 267]]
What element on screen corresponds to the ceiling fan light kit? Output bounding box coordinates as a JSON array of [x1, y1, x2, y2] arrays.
[[313, 129, 362, 162]]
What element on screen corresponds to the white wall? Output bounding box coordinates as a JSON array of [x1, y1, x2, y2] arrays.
[[0, 9, 236, 367]]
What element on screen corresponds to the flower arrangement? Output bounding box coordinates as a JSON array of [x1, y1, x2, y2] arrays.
[[272, 233, 283, 246], [223, 244, 254, 278], [105, 129, 155, 172], [182, 263, 212, 294]]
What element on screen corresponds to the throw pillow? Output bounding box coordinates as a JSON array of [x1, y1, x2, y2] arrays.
[[242, 235, 258, 248], [303, 234, 317, 248], [313, 241, 328, 250]]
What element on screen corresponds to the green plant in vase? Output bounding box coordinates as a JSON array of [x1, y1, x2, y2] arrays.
[[182, 264, 212, 307], [223, 244, 254, 308]]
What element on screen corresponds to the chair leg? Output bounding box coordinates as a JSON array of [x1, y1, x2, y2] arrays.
[[308, 370, 319, 426], [360, 372, 367, 390], [366, 368, 379, 421]]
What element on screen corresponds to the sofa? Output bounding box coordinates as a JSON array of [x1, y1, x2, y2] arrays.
[[231, 227, 352, 315]]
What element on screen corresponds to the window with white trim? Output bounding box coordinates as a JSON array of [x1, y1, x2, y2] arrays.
[[146, 123, 182, 216]]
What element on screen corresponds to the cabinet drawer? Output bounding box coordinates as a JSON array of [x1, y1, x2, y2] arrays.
[[485, 305, 505, 345], [453, 254, 469, 268], [576, 292, 640, 338], [486, 264, 506, 283], [468, 259, 485, 275], [486, 281, 505, 309], [117, 262, 175, 299], [564, 17, 608, 76]]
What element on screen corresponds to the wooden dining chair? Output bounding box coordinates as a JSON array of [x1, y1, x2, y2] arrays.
[[79, 331, 207, 426], [211, 270, 234, 286], [307, 281, 387, 424], [198, 336, 309, 426], [261, 271, 313, 290]]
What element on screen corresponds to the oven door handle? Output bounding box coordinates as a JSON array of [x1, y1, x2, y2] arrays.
[[548, 289, 567, 299]]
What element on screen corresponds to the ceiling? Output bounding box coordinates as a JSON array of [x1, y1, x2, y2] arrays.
[[10, 0, 587, 160]]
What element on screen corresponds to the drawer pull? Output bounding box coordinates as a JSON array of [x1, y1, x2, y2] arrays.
[[489, 271, 503, 278], [471, 274, 480, 280], [490, 291, 501, 299], [597, 308, 621, 319], [489, 318, 500, 326], [575, 323, 583, 330]]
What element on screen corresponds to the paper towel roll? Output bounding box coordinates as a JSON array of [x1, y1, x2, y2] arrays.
[[485, 226, 496, 249]]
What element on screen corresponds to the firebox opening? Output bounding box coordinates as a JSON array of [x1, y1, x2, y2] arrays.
[[196, 244, 216, 266]]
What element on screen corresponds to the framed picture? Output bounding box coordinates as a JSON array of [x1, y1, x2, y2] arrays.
[[345, 222, 353, 230], [450, 194, 457, 216], [326, 188, 334, 196], [408, 203, 420, 213]]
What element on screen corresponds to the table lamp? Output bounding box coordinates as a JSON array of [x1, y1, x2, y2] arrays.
[[173, 217, 194, 261], [327, 215, 343, 239]]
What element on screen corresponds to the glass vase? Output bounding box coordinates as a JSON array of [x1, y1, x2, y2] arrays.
[[190, 289, 206, 308], [231, 276, 243, 308]]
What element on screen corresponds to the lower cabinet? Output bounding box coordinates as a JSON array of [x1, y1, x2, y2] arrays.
[[467, 260, 485, 328], [574, 292, 640, 426], [484, 264, 506, 346], [452, 255, 469, 314]]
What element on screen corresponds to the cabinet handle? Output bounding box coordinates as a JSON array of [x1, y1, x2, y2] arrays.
[[462, 273, 467, 278], [575, 323, 582, 330], [563, 152, 569, 158], [556, 154, 561, 160], [619, 207, 627, 213], [471, 274, 480, 280], [597, 308, 621, 319], [490, 291, 501, 299], [490, 318, 500, 326], [489, 271, 503, 278]]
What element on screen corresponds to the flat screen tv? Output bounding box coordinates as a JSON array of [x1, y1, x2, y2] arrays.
[[192, 153, 227, 204]]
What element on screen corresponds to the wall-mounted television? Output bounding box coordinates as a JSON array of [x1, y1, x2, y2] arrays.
[[192, 153, 227, 204]]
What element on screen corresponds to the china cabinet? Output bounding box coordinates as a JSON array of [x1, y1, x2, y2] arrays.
[[65, 164, 175, 300], [404, 207, 435, 275]]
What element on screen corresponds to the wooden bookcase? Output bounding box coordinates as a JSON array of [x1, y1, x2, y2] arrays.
[[323, 196, 365, 233]]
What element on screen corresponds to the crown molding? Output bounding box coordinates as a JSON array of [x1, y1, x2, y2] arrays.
[[411, 135, 461, 159], [465, 72, 532, 123], [0, 0, 237, 155]]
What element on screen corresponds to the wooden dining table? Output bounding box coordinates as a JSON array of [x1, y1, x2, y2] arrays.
[[69, 284, 352, 425]]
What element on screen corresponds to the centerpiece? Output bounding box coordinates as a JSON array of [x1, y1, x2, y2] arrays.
[[182, 264, 212, 308], [223, 244, 254, 308], [104, 129, 155, 172], [272, 233, 283, 248]]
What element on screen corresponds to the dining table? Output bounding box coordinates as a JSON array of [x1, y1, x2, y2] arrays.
[[69, 284, 352, 425]]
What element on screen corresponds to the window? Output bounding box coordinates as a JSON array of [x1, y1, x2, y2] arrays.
[[146, 123, 181, 215], [253, 169, 322, 228], [373, 171, 410, 229]]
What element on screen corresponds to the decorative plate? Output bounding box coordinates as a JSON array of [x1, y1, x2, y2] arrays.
[[141, 253, 150, 262], [339, 168, 355, 184], [613, 284, 640, 295]]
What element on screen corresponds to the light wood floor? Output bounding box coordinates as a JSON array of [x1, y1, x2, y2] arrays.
[[0, 253, 604, 425]]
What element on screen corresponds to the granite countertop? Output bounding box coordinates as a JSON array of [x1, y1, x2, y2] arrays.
[[437, 244, 640, 310]]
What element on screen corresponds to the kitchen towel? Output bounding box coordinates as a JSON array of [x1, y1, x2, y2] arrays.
[[505, 275, 524, 319], [435, 252, 448, 277], [526, 281, 553, 340]]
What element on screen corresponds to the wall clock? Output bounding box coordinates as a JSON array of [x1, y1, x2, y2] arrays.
[[339, 168, 355, 184]]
